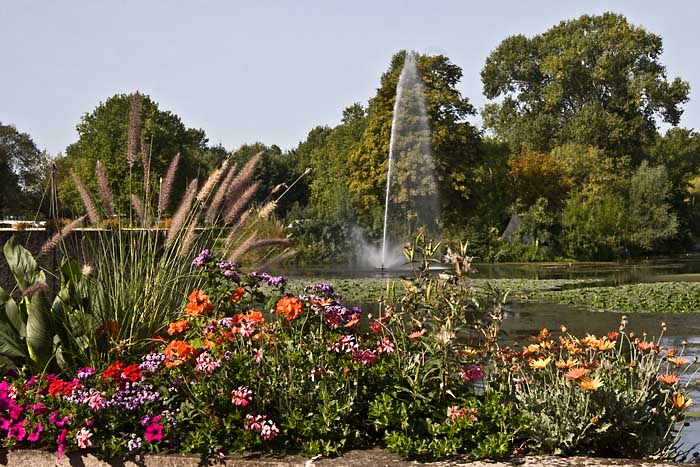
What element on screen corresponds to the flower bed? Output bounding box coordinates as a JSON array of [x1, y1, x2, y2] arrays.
[[0, 242, 694, 462]]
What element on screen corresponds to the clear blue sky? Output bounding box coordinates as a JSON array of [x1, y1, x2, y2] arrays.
[[2, 1, 699, 156]]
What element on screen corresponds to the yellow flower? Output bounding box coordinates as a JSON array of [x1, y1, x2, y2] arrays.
[[578, 376, 603, 391], [596, 339, 615, 351], [556, 358, 578, 370], [670, 393, 693, 409], [529, 357, 552, 370]]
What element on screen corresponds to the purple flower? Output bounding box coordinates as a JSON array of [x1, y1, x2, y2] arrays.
[[76, 367, 95, 379], [192, 249, 213, 267], [139, 352, 166, 373], [250, 272, 287, 288], [217, 261, 241, 280], [127, 433, 142, 452]]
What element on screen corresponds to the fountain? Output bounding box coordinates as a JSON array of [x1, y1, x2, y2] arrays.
[[378, 51, 439, 269]]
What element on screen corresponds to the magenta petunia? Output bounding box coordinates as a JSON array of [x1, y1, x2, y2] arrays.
[[144, 416, 163, 443]]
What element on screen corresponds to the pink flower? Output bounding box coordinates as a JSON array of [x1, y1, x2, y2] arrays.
[[352, 348, 377, 366], [460, 365, 486, 382], [56, 428, 67, 459], [82, 389, 107, 410], [252, 348, 263, 363], [232, 387, 253, 407], [376, 336, 394, 354], [447, 406, 478, 422], [195, 351, 221, 373], [261, 420, 279, 440], [8, 420, 27, 441], [144, 416, 164, 443], [27, 422, 43, 442], [76, 427, 92, 449], [448, 405, 460, 421]]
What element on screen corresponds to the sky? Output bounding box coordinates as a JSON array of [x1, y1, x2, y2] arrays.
[[2, 1, 700, 156]]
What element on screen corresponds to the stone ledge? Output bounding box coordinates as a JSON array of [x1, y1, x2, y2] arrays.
[[0, 449, 689, 467]]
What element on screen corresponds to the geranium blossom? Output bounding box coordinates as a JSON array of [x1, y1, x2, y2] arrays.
[[76, 427, 92, 449], [164, 340, 195, 367], [167, 319, 189, 335], [195, 351, 221, 373], [231, 387, 253, 407], [276, 296, 303, 321], [461, 366, 486, 382], [185, 289, 214, 317]]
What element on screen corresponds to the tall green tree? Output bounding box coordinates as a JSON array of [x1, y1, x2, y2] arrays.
[[348, 51, 481, 235], [481, 12, 689, 159], [0, 123, 50, 218], [57, 93, 218, 215]]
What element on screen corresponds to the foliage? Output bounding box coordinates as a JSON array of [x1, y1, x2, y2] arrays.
[[493, 327, 695, 457], [495, 198, 558, 262], [625, 162, 678, 250], [56, 93, 218, 215], [532, 281, 700, 314], [562, 191, 626, 260], [508, 152, 570, 210], [286, 214, 355, 265], [0, 123, 51, 218], [482, 12, 689, 159]]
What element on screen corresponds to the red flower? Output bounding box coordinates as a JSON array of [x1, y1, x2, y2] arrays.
[[48, 379, 80, 397], [102, 361, 126, 381], [121, 364, 142, 382]]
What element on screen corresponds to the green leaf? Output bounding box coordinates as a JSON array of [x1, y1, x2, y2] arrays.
[[3, 297, 26, 338], [0, 320, 27, 359], [3, 236, 40, 292], [26, 292, 55, 369]]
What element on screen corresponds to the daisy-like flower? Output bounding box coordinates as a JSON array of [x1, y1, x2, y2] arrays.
[[667, 356, 690, 366], [529, 357, 552, 369], [669, 393, 693, 409], [565, 367, 589, 381], [658, 374, 680, 385], [556, 358, 578, 370], [578, 376, 603, 391], [636, 340, 655, 352], [408, 329, 426, 339]]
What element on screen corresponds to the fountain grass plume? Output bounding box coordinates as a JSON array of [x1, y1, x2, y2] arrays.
[[225, 209, 251, 246], [196, 159, 228, 204], [227, 230, 257, 262], [39, 215, 86, 257], [71, 171, 101, 224], [224, 182, 260, 224], [127, 92, 142, 168], [166, 179, 198, 246], [95, 161, 113, 217], [158, 153, 181, 215], [226, 153, 261, 201], [259, 248, 297, 269], [141, 133, 151, 203], [131, 194, 147, 225], [257, 201, 277, 219], [205, 162, 238, 225]]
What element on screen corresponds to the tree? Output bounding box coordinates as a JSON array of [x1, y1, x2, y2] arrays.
[[507, 151, 570, 210], [0, 123, 50, 218], [348, 51, 481, 236], [481, 13, 689, 159], [57, 93, 217, 216]]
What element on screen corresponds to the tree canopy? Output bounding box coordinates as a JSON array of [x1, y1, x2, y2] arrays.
[[481, 12, 690, 159], [0, 123, 50, 218], [56, 93, 219, 215]]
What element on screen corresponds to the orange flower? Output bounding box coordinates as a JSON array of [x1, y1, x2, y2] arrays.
[[164, 340, 195, 367], [565, 367, 589, 381], [556, 358, 578, 370], [636, 340, 655, 352], [578, 376, 603, 391], [580, 334, 600, 349], [667, 356, 689, 366], [245, 310, 265, 326], [408, 329, 427, 340], [275, 296, 303, 321], [167, 319, 189, 336], [669, 393, 693, 409], [596, 339, 615, 351], [96, 320, 119, 339], [658, 374, 680, 385], [230, 287, 245, 304], [523, 344, 541, 355], [203, 340, 215, 350], [186, 289, 214, 317]]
